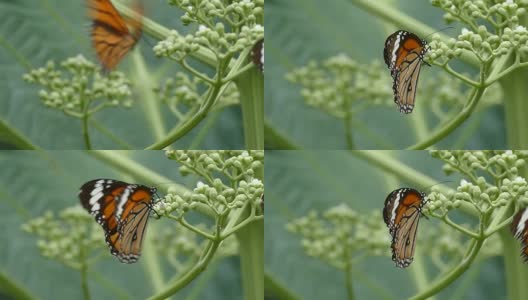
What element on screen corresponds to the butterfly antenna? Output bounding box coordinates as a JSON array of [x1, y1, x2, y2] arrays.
[[424, 26, 454, 40]]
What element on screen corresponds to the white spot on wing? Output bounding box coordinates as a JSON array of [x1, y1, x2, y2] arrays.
[[390, 189, 404, 225], [91, 202, 100, 212], [516, 209, 528, 238], [116, 186, 132, 219], [89, 192, 103, 205], [391, 32, 404, 68]]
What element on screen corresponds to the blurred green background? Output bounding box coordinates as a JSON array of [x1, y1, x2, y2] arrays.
[[264, 150, 505, 300], [0, 151, 242, 300], [264, 0, 506, 149], [0, 1, 243, 149]]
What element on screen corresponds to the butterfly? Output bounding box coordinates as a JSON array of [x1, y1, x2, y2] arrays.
[[252, 39, 264, 72], [78, 179, 156, 263], [511, 207, 528, 261], [88, 0, 143, 71], [383, 188, 427, 268], [383, 30, 428, 114]]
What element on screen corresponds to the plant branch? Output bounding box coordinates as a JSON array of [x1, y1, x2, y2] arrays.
[[146, 237, 221, 300], [442, 215, 479, 238], [168, 215, 215, 240], [439, 63, 480, 87], [407, 83, 485, 149], [409, 238, 484, 300]]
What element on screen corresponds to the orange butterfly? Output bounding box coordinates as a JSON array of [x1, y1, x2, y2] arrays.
[[79, 179, 156, 263], [88, 0, 143, 71]]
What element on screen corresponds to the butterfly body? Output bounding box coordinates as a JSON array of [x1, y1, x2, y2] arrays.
[[383, 187, 427, 268], [79, 179, 155, 263], [383, 30, 428, 114], [88, 0, 143, 71]]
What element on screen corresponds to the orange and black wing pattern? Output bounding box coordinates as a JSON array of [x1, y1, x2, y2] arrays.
[[383, 30, 428, 114], [88, 0, 143, 71], [511, 208, 528, 261], [383, 188, 427, 268], [79, 179, 156, 263]]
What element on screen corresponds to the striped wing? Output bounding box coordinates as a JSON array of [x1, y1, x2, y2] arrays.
[[383, 30, 427, 114], [78, 178, 155, 263], [383, 188, 426, 268]]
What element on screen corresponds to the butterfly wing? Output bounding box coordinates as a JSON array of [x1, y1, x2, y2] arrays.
[[88, 0, 143, 71], [79, 179, 127, 239], [393, 52, 423, 114], [252, 39, 264, 72], [79, 179, 155, 263], [116, 200, 151, 263], [511, 208, 528, 261], [391, 205, 421, 267], [383, 188, 426, 268], [383, 31, 427, 114]]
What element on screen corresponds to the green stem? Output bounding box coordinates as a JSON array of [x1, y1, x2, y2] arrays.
[[500, 229, 528, 300], [409, 238, 483, 300], [408, 253, 435, 300], [173, 216, 215, 239], [442, 215, 479, 238], [343, 248, 355, 300], [236, 67, 264, 150], [79, 245, 91, 300], [343, 98, 355, 150], [236, 163, 264, 300], [501, 67, 528, 148], [81, 86, 92, 149], [441, 63, 480, 87], [82, 113, 92, 150], [145, 72, 227, 150], [407, 86, 485, 149], [142, 225, 166, 295], [146, 238, 221, 300], [222, 63, 255, 82], [410, 103, 430, 144], [131, 50, 167, 142], [236, 219, 264, 300], [484, 201, 515, 237]]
